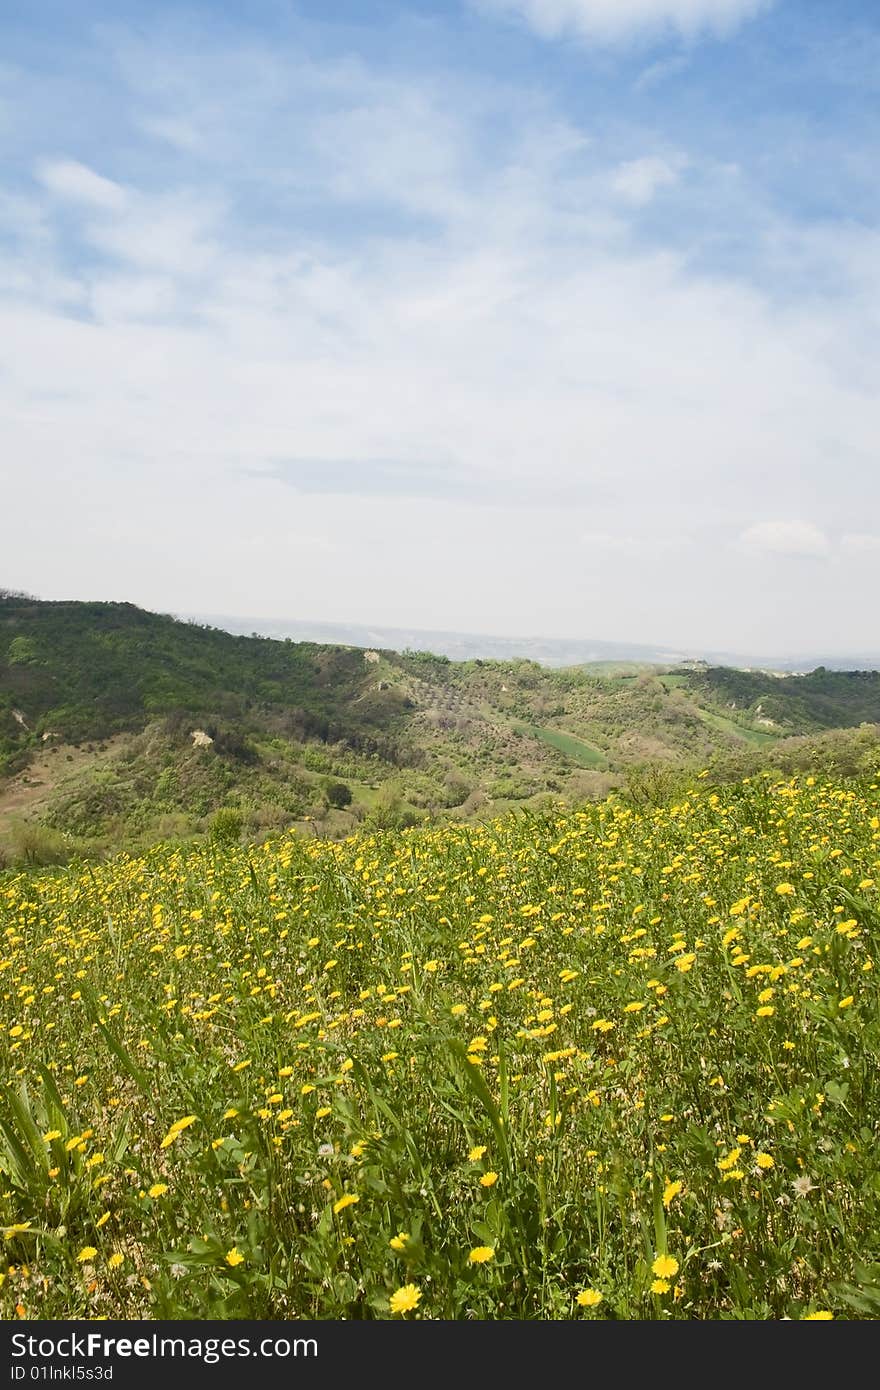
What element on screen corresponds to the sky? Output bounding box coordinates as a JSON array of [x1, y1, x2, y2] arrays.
[[1, 0, 879, 656]]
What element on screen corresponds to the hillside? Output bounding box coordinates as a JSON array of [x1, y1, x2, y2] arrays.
[[2, 591, 880, 859]]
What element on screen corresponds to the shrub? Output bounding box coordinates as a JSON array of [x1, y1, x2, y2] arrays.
[[325, 781, 353, 809], [209, 806, 244, 844]]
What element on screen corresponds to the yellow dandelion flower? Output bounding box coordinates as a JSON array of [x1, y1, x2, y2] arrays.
[[333, 1194, 359, 1214], [77, 1247, 98, 1263], [468, 1145, 488, 1161], [480, 1171, 499, 1187], [576, 1289, 603, 1307], [159, 1115, 198, 1149], [651, 1279, 670, 1294], [225, 1248, 245, 1267], [468, 1246, 495, 1264], [802, 1310, 834, 1320], [662, 1180, 683, 1208], [3, 1223, 32, 1241], [148, 1183, 168, 1199], [755, 1153, 775, 1170], [389, 1283, 422, 1315], [651, 1254, 679, 1279]]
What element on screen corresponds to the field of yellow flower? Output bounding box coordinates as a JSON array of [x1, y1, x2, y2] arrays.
[[1, 774, 879, 1320]]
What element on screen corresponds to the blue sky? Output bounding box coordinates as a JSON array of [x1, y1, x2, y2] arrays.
[[2, 0, 879, 653]]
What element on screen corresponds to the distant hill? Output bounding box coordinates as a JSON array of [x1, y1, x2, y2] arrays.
[[188, 610, 880, 673], [1, 591, 879, 862]]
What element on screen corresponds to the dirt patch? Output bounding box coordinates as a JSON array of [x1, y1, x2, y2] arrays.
[[0, 736, 131, 833]]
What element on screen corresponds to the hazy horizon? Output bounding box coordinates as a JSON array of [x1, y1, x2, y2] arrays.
[[3, 1, 879, 652], [7, 583, 879, 668]]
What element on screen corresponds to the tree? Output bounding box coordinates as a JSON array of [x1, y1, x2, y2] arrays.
[[325, 781, 353, 809]]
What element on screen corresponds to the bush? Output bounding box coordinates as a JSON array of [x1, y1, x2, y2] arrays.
[[209, 806, 244, 844], [325, 781, 353, 809], [2, 819, 73, 867]]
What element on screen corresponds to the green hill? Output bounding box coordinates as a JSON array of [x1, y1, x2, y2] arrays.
[[2, 591, 879, 860]]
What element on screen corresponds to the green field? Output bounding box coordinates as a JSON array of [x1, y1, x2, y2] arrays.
[[693, 706, 779, 747], [2, 773, 878, 1319], [516, 723, 607, 768]]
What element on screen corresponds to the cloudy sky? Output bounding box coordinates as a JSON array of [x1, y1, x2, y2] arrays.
[[2, 0, 878, 655]]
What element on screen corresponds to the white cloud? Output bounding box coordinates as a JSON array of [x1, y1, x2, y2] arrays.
[[580, 531, 639, 552], [138, 116, 204, 153], [35, 159, 126, 211], [475, 0, 772, 45], [612, 156, 680, 205], [739, 521, 830, 557], [841, 532, 880, 553], [33, 158, 221, 277], [2, 28, 878, 654]]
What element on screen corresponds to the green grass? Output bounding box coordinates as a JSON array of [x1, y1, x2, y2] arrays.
[[577, 662, 663, 678], [694, 706, 779, 747], [516, 723, 607, 768], [1, 773, 878, 1320]]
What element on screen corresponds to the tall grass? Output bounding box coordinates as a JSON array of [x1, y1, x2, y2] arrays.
[[1, 772, 878, 1319]]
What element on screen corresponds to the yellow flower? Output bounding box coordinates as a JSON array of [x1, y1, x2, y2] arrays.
[[77, 1247, 98, 1263], [651, 1254, 679, 1279], [148, 1183, 168, 1198], [756, 1005, 775, 1017], [839, 996, 854, 1009], [468, 1145, 487, 1161], [333, 1194, 359, 1214], [480, 1171, 499, 1187], [755, 1152, 775, 1170], [651, 1278, 670, 1294], [468, 1246, 495, 1264], [389, 1283, 422, 1315], [107, 1253, 124, 1269], [775, 883, 795, 896], [389, 1232, 410, 1251], [3, 1223, 32, 1241], [159, 1115, 198, 1149], [802, 1310, 834, 1320], [662, 1180, 683, 1208], [576, 1289, 602, 1307], [225, 1248, 245, 1267]]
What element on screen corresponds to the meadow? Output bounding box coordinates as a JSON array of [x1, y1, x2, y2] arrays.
[[1, 773, 878, 1320]]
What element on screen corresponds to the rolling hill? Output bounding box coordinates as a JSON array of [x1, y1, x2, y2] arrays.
[[2, 590, 879, 861]]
